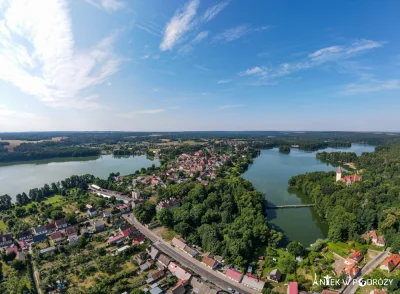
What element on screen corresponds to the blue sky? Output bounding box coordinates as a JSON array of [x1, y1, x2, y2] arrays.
[[0, 0, 399, 131]]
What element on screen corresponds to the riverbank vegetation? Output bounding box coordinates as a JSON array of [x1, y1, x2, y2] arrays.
[[316, 151, 357, 163], [289, 144, 400, 253], [279, 146, 290, 154]]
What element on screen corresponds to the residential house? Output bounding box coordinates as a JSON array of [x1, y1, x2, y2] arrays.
[[322, 290, 340, 294], [369, 290, 387, 294], [168, 262, 192, 281], [66, 227, 78, 238], [33, 225, 47, 235], [149, 285, 163, 294], [241, 274, 265, 292], [268, 269, 282, 282], [169, 280, 186, 294], [102, 211, 112, 218], [157, 254, 171, 268], [20, 240, 29, 250], [183, 245, 198, 257], [172, 237, 186, 250], [68, 235, 79, 246], [115, 245, 130, 255], [202, 256, 217, 269], [139, 261, 152, 272], [0, 233, 13, 248], [45, 223, 57, 235], [87, 207, 98, 217], [92, 220, 105, 232], [147, 246, 160, 260], [350, 249, 363, 263], [380, 254, 400, 272], [135, 252, 147, 265], [55, 218, 67, 230], [7, 245, 18, 256], [40, 246, 57, 255], [119, 204, 130, 213], [225, 268, 243, 283], [146, 270, 165, 284], [132, 190, 141, 199], [287, 282, 298, 294], [16, 251, 25, 261], [344, 258, 360, 279], [361, 231, 386, 247], [156, 198, 180, 212], [51, 231, 64, 244], [106, 235, 126, 245], [33, 233, 47, 244], [133, 234, 146, 245], [18, 230, 33, 241]]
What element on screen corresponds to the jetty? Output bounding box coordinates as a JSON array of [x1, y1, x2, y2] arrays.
[[268, 204, 315, 209]]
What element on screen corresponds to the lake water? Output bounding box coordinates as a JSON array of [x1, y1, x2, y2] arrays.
[[0, 155, 159, 200], [242, 144, 375, 247]]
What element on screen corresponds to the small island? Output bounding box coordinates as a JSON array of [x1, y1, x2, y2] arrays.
[[279, 145, 291, 154]]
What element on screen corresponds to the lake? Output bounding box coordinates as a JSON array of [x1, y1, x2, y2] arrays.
[[0, 155, 159, 200], [242, 144, 375, 247]]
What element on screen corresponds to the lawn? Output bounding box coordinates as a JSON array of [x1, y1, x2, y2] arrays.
[[24, 195, 66, 209], [157, 227, 177, 241], [327, 241, 365, 257], [0, 220, 7, 230]]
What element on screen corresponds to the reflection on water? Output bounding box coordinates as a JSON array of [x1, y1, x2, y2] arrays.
[[242, 144, 374, 246], [0, 155, 159, 200]]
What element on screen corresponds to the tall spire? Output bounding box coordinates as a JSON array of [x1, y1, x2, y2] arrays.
[[337, 166, 343, 174]]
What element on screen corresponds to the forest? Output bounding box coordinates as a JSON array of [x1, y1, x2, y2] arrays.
[[0, 141, 100, 163], [316, 151, 358, 163], [288, 144, 400, 253], [134, 178, 282, 267]]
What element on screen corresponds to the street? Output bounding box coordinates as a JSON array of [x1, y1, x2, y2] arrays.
[[122, 214, 257, 294], [342, 250, 389, 294]]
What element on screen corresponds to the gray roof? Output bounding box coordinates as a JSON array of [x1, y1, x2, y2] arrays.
[[183, 245, 198, 257], [157, 254, 171, 267], [241, 274, 265, 291], [149, 287, 163, 294], [147, 246, 160, 260], [34, 225, 47, 234]]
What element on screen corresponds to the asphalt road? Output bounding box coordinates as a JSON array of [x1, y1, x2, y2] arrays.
[[122, 214, 257, 294], [342, 250, 389, 294]]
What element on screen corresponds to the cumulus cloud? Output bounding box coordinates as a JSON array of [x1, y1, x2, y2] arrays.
[[160, 0, 200, 51], [0, 0, 122, 109], [238, 66, 265, 76]]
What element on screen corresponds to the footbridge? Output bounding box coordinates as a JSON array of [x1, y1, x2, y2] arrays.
[[268, 204, 315, 209]]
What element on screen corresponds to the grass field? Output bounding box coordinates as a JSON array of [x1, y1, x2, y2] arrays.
[[156, 227, 177, 241], [24, 195, 66, 209], [0, 137, 66, 152], [0, 220, 7, 231], [327, 241, 368, 258]]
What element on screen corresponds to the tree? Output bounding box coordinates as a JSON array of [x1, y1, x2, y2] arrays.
[[130, 289, 145, 294], [287, 241, 304, 257], [65, 212, 77, 225], [51, 210, 63, 220], [157, 208, 173, 227], [10, 259, 26, 270], [281, 256, 297, 274]]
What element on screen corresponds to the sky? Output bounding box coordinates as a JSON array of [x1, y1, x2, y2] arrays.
[[0, 0, 399, 132]]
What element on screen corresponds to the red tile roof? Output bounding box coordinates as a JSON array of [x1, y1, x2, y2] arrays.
[[288, 282, 298, 294], [381, 254, 400, 267], [202, 256, 217, 268], [51, 231, 63, 240], [226, 268, 243, 282]]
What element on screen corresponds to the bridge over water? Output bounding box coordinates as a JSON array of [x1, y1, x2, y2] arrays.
[[267, 204, 315, 209]]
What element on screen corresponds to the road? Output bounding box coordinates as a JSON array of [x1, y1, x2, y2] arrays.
[[122, 214, 257, 294], [341, 250, 389, 294]]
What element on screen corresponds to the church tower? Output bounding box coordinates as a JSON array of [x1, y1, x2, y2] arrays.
[[336, 166, 343, 182]]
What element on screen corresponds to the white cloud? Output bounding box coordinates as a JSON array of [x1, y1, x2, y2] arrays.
[[141, 54, 150, 59], [202, 1, 229, 23], [216, 79, 232, 84], [193, 31, 209, 43], [214, 25, 270, 42], [84, 0, 124, 11], [136, 109, 165, 114], [160, 0, 200, 51], [217, 104, 243, 110], [238, 66, 264, 76], [0, 0, 122, 109], [178, 31, 208, 55], [309, 39, 383, 62], [340, 79, 400, 95], [0, 104, 37, 118], [238, 39, 383, 85]]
